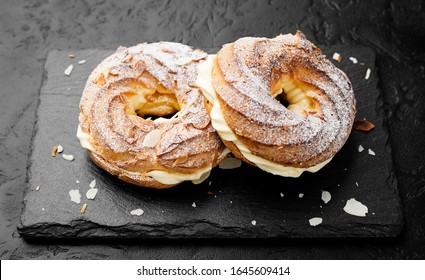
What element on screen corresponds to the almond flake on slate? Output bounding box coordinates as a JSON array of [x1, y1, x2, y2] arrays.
[[349, 57, 358, 64], [64, 64, 74, 76], [343, 198, 368, 217], [89, 179, 96, 188], [280, 193, 284, 197], [76, 180, 80, 184], [36, 185, 40, 191], [219, 157, 242, 169], [78, 60, 86, 64], [81, 203, 87, 214], [51, 146, 58, 157], [353, 119, 375, 132], [69, 54, 75, 58], [192, 202, 196, 208], [355, 182, 359, 186], [86, 188, 98, 200], [358, 145, 364, 152], [69, 189, 81, 204], [57, 145, 64, 153], [62, 154, 74, 161], [321, 191, 331, 204], [130, 209, 144, 216], [332, 52, 341, 63], [365, 68, 371, 80], [142, 129, 162, 147], [309, 217, 323, 227], [299, 193, 304, 198], [368, 149, 376, 156], [251, 220, 257, 226]]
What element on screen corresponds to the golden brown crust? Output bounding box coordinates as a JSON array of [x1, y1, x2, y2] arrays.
[[211, 31, 356, 168], [79, 42, 226, 188]]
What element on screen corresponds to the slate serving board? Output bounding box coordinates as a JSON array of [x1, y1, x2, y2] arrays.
[[18, 45, 403, 239]]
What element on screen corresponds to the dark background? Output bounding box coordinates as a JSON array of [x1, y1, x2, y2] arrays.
[[0, 0, 424, 259]]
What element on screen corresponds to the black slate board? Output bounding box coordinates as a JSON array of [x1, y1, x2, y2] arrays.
[[19, 46, 403, 239]]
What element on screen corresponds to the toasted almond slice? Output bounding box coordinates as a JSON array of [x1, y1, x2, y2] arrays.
[[51, 146, 58, 157], [81, 203, 87, 214], [57, 145, 64, 153], [142, 129, 163, 147], [69, 54, 75, 58], [64, 64, 74, 76], [353, 119, 375, 132], [309, 217, 323, 227], [332, 52, 341, 63], [62, 154, 74, 161]]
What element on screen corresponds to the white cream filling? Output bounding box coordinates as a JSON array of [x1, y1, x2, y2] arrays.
[[76, 125, 228, 185], [196, 55, 332, 178]]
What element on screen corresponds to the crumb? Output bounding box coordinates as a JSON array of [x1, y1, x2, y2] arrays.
[[309, 217, 323, 227], [78, 60, 86, 64], [192, 202, 196, 208], [332, 52, 341, 63], [81, 203, 87, 214], [51, 146, 58, 157], [64, 64, 74, 76], [368, 149, 376, 156], [358, 145, 364, 152], [251, 220, 257, 226], [365, 68, 371, 80], [69, 54, 75, 58], [299, 193, 304, 198], [207, 191, 214, 195], [349, 57, 358, 64], [130, 208, 144, 216], [353, 120, 375, 132], [355, 182, 359, 186], [280, 193, 284, 197], [76, 180, 80, 184]]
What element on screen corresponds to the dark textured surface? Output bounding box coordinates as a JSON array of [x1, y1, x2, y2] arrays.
[[1, 0, 424, 258], [18, 47, 402, 239]]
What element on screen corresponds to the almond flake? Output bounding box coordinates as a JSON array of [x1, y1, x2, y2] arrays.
[[64, 64, 74, 76], [299, 193, 304, 198], [62, 154, 74, 161], [89, 179, 96, 188], [251, 220, 257, 226], [280, 193, 284, 197], [69, 189, 81, 204], [86, 188, 98, 200], [57, 145, 64, 153], [321, 191, 331, 204], [69, 54, 75, 58], [219, 157, 242, 169], [76, 180, 80, 184], [192, 202, 197, 208], [365, 68, 371, 80], [142, 129, 162, 147], [343, 198, 368, 217], [36, 185, 40, 191], [349, 57, 358, 64], [309, 217, 323, 227], [358, 145, 364, 152], [353, 119, 375, 132], [368, 149, 376, 156], [130, 208, 144, 216], [81, 203, 87, 214], [332, 52, 341, 63], [78, 60, 86, 64], [51, 146, 58, 157]]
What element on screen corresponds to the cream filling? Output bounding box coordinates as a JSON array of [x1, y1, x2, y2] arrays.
[[196, 55, 332, 178], [76, 125, 228, 185]]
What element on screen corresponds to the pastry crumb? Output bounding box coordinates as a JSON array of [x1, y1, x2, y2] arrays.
[[81, 203, 87, 214], [69, 54, 75, 58], [192, 202, 196, 208], [332, 52, 341, 63], [51, 146, 58, 157], [251, 220, 257, 226]]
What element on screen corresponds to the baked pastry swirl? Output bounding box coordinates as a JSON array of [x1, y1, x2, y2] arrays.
[[197, 31, 356, 177], [78, 42, 228, 188]]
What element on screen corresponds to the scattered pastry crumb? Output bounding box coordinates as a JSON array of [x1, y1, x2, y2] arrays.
[[280, 193, 284, 197], [64, 64, 74, 76], [78, 60, 86, 64], [81, 203, 87, 214], [332, 52, 341, 63], [349, 57, 358, 64], [319, 205, 323, 208], [251, 220, 257, 226], [89, 179, 96, 188], [353, 119, 375, 132], [355, 182, 359, 186], [344, 168, 347, 171], [192, 202, 196, 208], [76, 180, 80, 184], [208, 181, 212, 186], [42, 207, 45, 211], [130, 208, 144, 216], [365, 68, 371, 80], [51, 146, 58, 157], [372, 212, 375, 215], [35, 185, 40, 191], [321, 191, 331, 204], [57, 145, 64, 153], [343, 198, 368, 217], [358, 145, 364, 152], [62, 154, 74, 161], [86, 188, 98, 200], [230, 201, 233, 204], [309, 217, 323, 227], [214, 195, 217, 198], [368, 149, 376, 156], [142, 129, 163, 147], [69, 189, 81, 204], [299, 193, 304, 198], [69, 54, 75, 58], [219, 157, 242, 169]]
